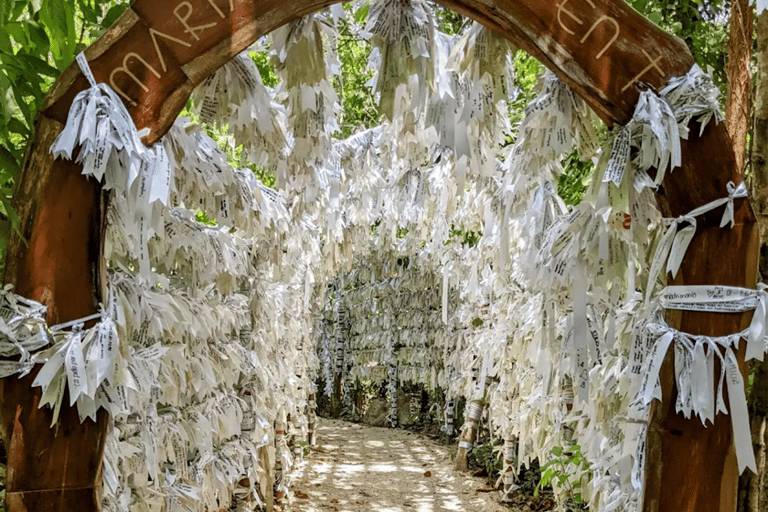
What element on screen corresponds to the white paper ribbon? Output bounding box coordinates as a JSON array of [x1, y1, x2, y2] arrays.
[[638, 308, 759, 474], [660, 284, 768, 361]]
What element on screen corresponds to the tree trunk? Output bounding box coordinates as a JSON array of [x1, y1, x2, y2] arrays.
[[444, 397, 455, 439], [331, 374, 343, 417], [308, 392, 317, 446], [455, 376, 491, 472], [258, 446, 275, 512], [454, 394, 484, 472], [500, 438, 516, 501], [726, 0, 754, 174], [740, 9, 768, 512]]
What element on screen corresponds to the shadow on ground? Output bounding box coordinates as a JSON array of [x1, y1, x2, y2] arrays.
[[288, 419, 510, 512]]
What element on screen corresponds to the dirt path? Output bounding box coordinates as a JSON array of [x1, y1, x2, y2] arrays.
[[287, 418, 508, 512]]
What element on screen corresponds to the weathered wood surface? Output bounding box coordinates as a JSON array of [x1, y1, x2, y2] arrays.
[[0, 112, 109, 511], [440, 0, 694, 126], [0, 1, 757, 512], [454, 395, 483, 472]]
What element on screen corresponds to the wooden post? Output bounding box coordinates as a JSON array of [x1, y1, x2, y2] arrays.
[[307, 392, 317, 446], [455, 375, 492, 472], [501, 438, 517, 501], [387, 363, 398, 428], [258, 446, 274, 512], [274, 416, 286, 501], [454, 394, 483, 472], [0, 114, 109, 512], [332, 300, 345, 418], [444, 397, 455, 439]]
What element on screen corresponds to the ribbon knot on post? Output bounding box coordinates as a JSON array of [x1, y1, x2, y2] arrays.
[[721, 181, 748, 228], [645, 182, 749, 302]]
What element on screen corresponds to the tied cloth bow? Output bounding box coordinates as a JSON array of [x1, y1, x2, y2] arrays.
[[646, 181, 748, 302]]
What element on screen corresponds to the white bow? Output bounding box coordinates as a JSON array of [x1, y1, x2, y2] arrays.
[[646, 182, 749, 302], [721, 181, 748, 228]]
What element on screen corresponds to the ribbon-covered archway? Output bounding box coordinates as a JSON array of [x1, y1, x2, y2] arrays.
[[0, 1, 755, 512]]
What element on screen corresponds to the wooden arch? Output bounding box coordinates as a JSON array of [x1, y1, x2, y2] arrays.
[[0, 1, 756, 511]]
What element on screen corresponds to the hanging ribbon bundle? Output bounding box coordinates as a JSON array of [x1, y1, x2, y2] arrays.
[[636, 284, 766, 473]]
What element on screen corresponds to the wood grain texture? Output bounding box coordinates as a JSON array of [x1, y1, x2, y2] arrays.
[[439, 0, 694, 126], [1, 111, 107, 512]]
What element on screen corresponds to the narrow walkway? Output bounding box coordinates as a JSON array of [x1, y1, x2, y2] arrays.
[[289, 419, 508, 512]]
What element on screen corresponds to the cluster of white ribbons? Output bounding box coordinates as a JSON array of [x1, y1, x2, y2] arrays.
[[0, 284, 119, 424], [14, 2, 761, 511], [52, 53, 174, 279], [637, 283, 767, 473]]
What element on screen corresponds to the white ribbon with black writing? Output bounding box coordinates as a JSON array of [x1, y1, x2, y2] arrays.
[[637, 282, 768, 473]]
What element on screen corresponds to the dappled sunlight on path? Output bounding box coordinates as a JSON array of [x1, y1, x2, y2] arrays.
[[289, 419, 507, 512]]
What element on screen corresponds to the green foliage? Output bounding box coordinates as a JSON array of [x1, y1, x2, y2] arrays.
[[446, 224, 482, 247], [535, 444, 592, 508], [627, 0, 728, 92], [195, 210, 217, 227], [434, 5, 470, 36], [467, 440, 503, 481], [507, 51, 544, 134], [558, 150, 594, 207], [517, 459, 543, 495], [250, 50, 280, 88], [181, 101, 277, 190], [335, 5, 378, 138]]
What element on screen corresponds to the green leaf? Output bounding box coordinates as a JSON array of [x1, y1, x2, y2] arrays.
[[0, 28, 11, 53], [0, 72, 12, 123], [0, 0, 12, 27], [10, 88, 34, 126], [17, 53, 59, 78], [0, 144, 19, 178], [1, 192, 21, 237], [5, 21, 29, 46], [7, 117, 30, 139], [551, 445, 563, 457], [41, 0, 76, 69], [26, 22, 49, 52], [101, 3, 128, 28], [78, 0, 98, 24], [539, 466, 554, 488], [354, 4, 370, 23], [27, 0, 42, 15]]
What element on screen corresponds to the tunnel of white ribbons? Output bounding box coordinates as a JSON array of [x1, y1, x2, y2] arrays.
[[0, 2, 761, 512]]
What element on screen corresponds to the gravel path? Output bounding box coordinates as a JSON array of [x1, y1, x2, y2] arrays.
[[288, 418, 508, 512]]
